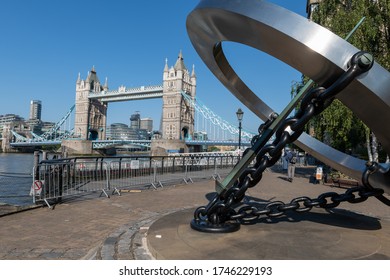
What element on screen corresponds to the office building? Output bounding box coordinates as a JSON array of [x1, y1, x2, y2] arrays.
[[140, 118, 153, 132], [29, 100, 42, 120]]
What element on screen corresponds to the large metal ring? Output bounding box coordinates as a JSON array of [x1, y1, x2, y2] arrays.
[[186, 0, 390, 193]]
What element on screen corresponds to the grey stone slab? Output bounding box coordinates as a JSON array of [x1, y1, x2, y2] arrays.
[[147, 208, 390, 260]]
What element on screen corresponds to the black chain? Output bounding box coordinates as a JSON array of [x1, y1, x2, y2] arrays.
[[229, 186, 385, 223], [362, 161, 390, 206], [193, 51, 387, 226]]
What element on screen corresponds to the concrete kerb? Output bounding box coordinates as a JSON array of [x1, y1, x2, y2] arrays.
[[90, 208, 195, 260], [97, 217, 156, 260], [0, 204, 43, 217]]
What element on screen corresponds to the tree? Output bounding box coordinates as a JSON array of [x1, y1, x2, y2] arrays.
[[299, 0, 390, 160], [312, 0, 389, 68]]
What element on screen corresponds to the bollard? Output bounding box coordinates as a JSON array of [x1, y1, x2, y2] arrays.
[[33, 151, 40, 180]]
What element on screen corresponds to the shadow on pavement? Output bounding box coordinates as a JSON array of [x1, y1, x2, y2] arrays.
[[200, 192, 382, 231]]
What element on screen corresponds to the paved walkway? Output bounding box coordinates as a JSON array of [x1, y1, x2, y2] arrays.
[[0, 167, 389, 259]]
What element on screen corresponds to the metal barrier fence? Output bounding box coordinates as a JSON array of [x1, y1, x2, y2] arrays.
[[32, 155, 240, 208], [32, 160, 110, 207]]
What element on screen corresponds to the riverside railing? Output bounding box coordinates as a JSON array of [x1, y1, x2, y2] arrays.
[[32, 155, 240, 208]]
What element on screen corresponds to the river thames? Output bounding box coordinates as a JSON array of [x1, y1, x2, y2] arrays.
[[0, 153, 34, 206]]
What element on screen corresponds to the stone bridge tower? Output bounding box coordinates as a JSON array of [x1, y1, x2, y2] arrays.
[[74, 67, 108, 140], [1, 125, 11, 152], [161, 51, 196, 141]]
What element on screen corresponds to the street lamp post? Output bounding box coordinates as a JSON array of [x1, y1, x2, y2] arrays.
[[236, 108, 244, 151]]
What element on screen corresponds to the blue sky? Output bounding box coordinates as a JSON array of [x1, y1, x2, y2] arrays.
[[0, 0, 308, 133]]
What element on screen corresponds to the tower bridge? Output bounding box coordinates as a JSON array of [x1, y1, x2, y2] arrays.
[[74, 51, 196, 147], [5, 51, 254, 154]]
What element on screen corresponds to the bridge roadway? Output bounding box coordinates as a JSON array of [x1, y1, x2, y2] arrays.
[[1, 166, 389, 260]]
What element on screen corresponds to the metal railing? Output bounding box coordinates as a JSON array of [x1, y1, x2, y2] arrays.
[[32, 155, 240, 208]]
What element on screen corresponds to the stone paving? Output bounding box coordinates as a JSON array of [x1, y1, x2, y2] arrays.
[[0, 166, 389, 260]]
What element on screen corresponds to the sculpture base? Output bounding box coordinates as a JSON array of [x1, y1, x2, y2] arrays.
[[146, 208, 390, 259]]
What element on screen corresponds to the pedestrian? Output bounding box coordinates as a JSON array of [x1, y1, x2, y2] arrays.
[[284, 149, 297, 182]]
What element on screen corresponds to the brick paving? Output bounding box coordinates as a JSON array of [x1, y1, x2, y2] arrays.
[[0, 166, 389, 260]]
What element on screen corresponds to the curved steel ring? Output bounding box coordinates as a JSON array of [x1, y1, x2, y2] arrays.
[[186, 0, 390, 193]]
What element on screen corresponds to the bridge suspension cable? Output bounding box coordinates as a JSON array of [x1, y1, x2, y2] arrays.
[[10, 130, 29, 142], [10, 105, 76, 145], [39, 105, 75, 140], [181, 91, 255, 141]]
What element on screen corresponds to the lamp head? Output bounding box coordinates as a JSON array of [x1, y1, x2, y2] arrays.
[[236, 108, 244, 121]]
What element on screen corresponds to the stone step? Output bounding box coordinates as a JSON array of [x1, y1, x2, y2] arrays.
[[95, 219, 155, 260], [87, 207, 195, 260]]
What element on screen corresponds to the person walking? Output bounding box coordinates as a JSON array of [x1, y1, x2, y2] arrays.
[[284, 149, 297, 182]]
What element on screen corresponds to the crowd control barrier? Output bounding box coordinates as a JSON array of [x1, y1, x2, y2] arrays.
[[31, 155, 240, 208], [32, 160, 110, 207]]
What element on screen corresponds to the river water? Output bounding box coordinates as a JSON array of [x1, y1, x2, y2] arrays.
[[0, 153, 34, 206]]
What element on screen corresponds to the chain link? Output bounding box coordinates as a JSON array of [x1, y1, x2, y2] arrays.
[[193, 51, 388, 226], [228, 186, 385, 223], [362, 161, 390, 206]]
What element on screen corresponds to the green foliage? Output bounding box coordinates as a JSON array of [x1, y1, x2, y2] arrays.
[[309, 99, 367, 151], [294, 0, 390, 154], [312, 0, 390, 68], [41, 144, 61, 152], [208, 146, 220, 152]]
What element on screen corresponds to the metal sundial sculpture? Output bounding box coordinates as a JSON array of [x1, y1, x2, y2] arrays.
[[186, 0, 390, 233]]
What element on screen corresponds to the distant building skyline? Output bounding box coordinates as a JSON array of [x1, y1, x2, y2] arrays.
[[0, 114, 25, 134], [140, 118, 153, 132], [130, 112, 141, 130], [1, 99, 158, 139], [106, 111, 155, 141], [29, 100, 42, 120]]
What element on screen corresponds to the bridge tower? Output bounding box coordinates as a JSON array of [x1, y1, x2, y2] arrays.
[[74, 67, 108, 140], [162, 51, 196, 141]]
